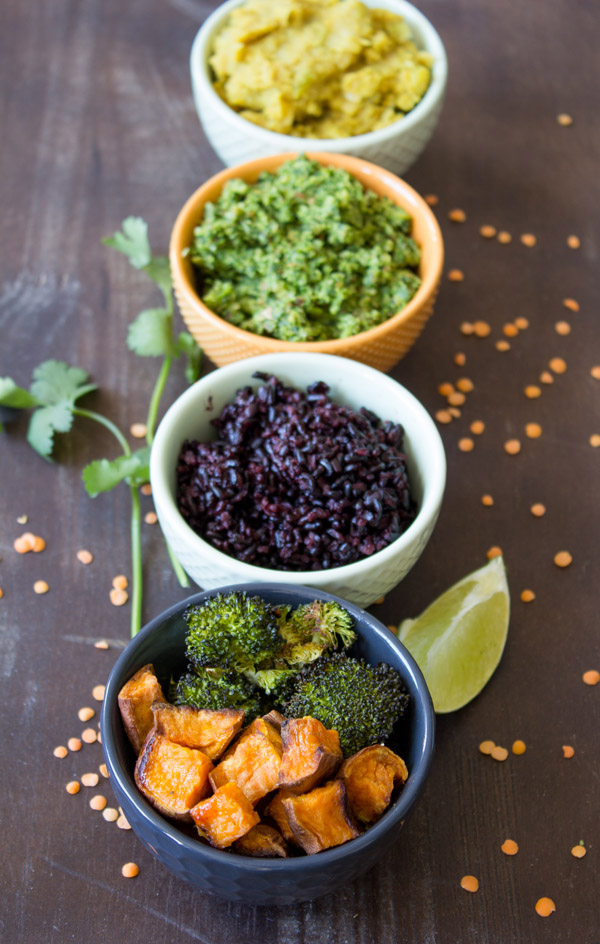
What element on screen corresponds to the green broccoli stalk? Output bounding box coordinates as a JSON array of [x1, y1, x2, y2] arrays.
[[170, 668, 264, 721], [277, 651, 409, 756]]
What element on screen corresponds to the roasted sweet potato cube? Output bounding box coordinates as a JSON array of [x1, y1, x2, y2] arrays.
[[337, 745, 408, 824], [191, 782, 260, 848], [151, 702, 244, 760], [134, 731, 213, 821], [264, 788, 298, 845], [262, 709, 285, 732], [234, 823, 289, 858], [278, 716, 343, 794], [118, 663, 165, 753], [209, 718, 282, 804], [282, 780, 359, 854]]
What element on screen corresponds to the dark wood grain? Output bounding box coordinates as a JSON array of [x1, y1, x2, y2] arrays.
[[1, 0, 598, 941]]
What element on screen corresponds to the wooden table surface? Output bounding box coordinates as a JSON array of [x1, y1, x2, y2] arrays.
[[2, 0, 598, 941]]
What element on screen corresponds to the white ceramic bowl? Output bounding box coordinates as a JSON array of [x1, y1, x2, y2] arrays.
[[150, 353, 445, 607], [190, 0, 448, 177]]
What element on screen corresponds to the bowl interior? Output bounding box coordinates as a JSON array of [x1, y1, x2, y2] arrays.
[[102, 583, 435, 870]]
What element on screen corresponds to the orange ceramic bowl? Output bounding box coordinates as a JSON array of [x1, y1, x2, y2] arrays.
[[170, 153, 444, 372]]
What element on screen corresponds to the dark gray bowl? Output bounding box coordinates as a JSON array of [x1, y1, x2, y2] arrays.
[[101, 583, 435, 906]]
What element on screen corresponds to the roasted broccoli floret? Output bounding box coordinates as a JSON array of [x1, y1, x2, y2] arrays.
[[184, 591, 283, 674], [276, 600, 356, 666], [171, 667, 264, 721], [277, 651, 409, 756]]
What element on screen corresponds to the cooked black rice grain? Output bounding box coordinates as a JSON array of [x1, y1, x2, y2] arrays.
[[176, 373, 416, 571]]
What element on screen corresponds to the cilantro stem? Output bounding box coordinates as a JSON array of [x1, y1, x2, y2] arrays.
[[73, 408, 131, 457], [129, 483, 143, 637], [145, 356, 172, 445]]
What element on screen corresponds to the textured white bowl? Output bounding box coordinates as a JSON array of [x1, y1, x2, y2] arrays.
[[150, 353, 445, 607], [190, 0, 447, 177]]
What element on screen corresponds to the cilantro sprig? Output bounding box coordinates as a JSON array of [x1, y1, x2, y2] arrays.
[[0, 219, 202, 636]]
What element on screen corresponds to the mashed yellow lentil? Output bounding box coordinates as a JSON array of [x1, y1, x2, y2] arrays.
[[210, 0, 433, 138]]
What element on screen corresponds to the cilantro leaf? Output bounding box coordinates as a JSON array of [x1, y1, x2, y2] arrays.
[[176, 332, 203, 384], [82, 447, 150, 497], [25, 361, 97, 459], [27, 404, 74, 458], [103, 217, 152, 270], [127, 308, 174, 358], [0, 378, 39, 409]]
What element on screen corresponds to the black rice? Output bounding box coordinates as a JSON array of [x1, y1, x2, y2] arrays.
[[176, 373, 416, 571]]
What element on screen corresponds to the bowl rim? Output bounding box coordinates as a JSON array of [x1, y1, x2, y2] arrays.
[[149, 352, 447, 583], [101, 581, 436, 872], [190, 0, 448, 150], [169, 151, 444, 353]]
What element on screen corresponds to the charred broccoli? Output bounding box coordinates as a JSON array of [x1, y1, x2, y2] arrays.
[[277, 651, 409, 756], [184, 591, 283, 674], [171, 667, 264, 721], [276, 600, 356, 665]]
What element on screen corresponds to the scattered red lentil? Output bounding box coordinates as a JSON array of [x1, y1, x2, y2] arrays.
[[481, 494, 494, 507], [460, 875, 479, 893], [496, 340, 511, 352], [448, 407, 461, 418], [524, 385, 541, 399], [32, 536, 46, 552], [571, 844, 586, 858], [497, 231, 512, 244], [103, 808, 119, 822], [512, 740, 526, 755], [456, 378, 474, 393], [99, 763, 109, 778], [520, 589, 536, 603], [454, 352, 466, 366], [387, 624, 397, 634], [473, 320, 491, 338], [540, 371, 554, 384], [435, 410, 452, 424], [81, 728, 98, 744], [501, 839, 519, 855], [33, 580, 49, 594], [97, 730, 102, 745], [553, 551, 572, 568], [479, 740, 496, 755], [514, 317, 529, 330], [81, 772, 100, 788], [110, 588, 129, 607], [562, 745, 574, 759], [448, 209, 466, 223], [94, 640, 109, 650], [590, 434, 600, 448], [448, 269, 465, 282], [140, 483, 153, 496], [66, 781, 80, 795], [374, 596, 385, 605], [112, 574, 128, 590], [535, 897, 556, 917], [438, 382, 455, 397], [460, 321, 474, 335], [480, 225, 497, 238], [504, 439, 521, 455], [424, 194, 439, 206], [582, 670, 600, 686], [53, 745, 68, 759], [78, 707, 95, 722], [530, 503, 546, 517], [491, 745, 509, 761], [555, 321, 571, 336], [144, 511, 158, 525], [589, 366, 600, 380], [13, 537, 29, 554], [448, 391, 466, 406], [130, 423, 147, 439], [68, 737, 82, 752], [90, 795, 107, 811], [562, 298, 579, 312], [520, 233, 537, 247], [122, 862, 140, 878], [470, 421, 485, 435], [92, 685, 106, 701], [458, 438, 474, 453], [487, 546, 503, 560], [567, 235, 580, 249], [117, 815, 131, 830], [0, 588, 3, 600], [556, 113, 573, 126], [503, 323, 519, 338], [77, 549, 93, 565], [525, 423, 542, 439]]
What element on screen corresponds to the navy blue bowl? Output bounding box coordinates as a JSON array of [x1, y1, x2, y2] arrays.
[[101, 583, 435, 905]]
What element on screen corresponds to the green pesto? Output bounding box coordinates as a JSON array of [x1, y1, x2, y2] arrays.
[[187, 155, 422, 342]]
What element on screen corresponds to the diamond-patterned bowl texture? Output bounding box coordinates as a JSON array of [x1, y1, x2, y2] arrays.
[[101, 584, 435, 904]]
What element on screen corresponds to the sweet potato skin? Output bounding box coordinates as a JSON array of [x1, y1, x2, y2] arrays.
[[282, 779, 359, 854], [234, 823, 289, 858], [191, 782, 260, 848], [210, 718, 283, 804], [262, 709, 285, 732], [264, 788, 298, 844], [151, 702, 244, 760], [337, 745, 408, 824], [134, 731, 213, 821], [278, 717, 343, 794], [118, 663, 165, 754]]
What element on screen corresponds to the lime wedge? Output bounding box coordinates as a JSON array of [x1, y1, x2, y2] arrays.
[[398, 556, 510, 713]]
